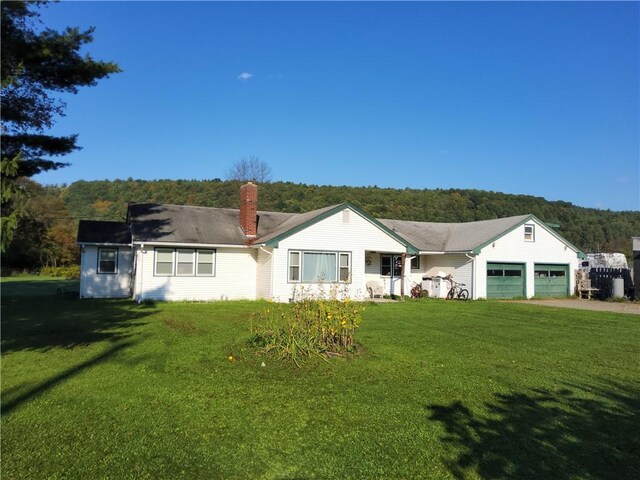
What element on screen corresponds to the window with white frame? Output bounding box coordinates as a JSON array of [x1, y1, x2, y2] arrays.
[[155, 248, 174, 275], [176, 249, 195, 276], [288, 250, 351, 283], [98, 248, 117, 274], [197, 250, 215, 276], [411, 255, 420, 270], [524, 224, 535, 242], [339, 253, 350, 282], [155, 248, 216, 276], [289, 251, 300, 282]]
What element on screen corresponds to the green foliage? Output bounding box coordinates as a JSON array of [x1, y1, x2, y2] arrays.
[[61, 178, 640, 259], [0, 154, 26, 252], [1, 0, 121, 175], [39, 265, 80, 279], [1, 1, 120, 253], [251, 297, 364, 366], [2, 179, 79, 271]]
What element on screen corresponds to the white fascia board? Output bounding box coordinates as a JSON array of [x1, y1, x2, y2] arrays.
[[133, 241, 246, 249]]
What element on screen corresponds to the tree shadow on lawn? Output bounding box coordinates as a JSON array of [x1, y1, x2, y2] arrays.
[[1, 295, 156, 353], [427, 379, 640, 480], [1, 340, 136, 415]]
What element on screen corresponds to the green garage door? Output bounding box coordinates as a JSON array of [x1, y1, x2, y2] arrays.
[[487, 263, 525, 299], [534, 264, 569, 297]]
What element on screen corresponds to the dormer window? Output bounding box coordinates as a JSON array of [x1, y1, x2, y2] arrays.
[[524, 224, 535, 242]]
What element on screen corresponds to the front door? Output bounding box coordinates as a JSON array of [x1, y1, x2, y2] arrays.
[[381, 254, 403, 296]]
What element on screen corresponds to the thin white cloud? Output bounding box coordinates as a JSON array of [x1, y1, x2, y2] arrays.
[[237, 72, 253, 81]]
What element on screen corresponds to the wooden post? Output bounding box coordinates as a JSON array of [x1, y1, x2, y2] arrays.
[[400, 253, 406, 301]]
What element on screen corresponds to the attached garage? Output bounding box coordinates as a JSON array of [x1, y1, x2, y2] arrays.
[[486, 263, 525, 299], [534, 264, 569, 297]]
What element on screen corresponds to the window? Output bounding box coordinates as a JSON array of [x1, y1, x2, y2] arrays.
[[302, 252, 337, 282], [381, 255, 402, 277], [411, 256, 420, 270], [524, 224, 535, 241], [155, 248, 216, 276], [289, 251, 300, 282], [176, 249, 195, 276], [98, 248, 117, 274], [197, 250, 215, 276], [288, 250, 351, 283], [339, 253, 350, 282], [155, 249, 174, 275]]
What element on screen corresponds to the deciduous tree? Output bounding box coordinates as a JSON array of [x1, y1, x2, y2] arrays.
[[226, 156, 273, 183]]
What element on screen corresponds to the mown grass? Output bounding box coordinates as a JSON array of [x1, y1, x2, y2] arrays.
[[1, 278, 639, 479]]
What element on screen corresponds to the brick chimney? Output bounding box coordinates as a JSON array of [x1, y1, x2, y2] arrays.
[[239, 182, 258, 237]]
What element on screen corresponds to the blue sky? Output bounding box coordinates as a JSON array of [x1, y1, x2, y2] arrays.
[[34, 1, 639, 211]]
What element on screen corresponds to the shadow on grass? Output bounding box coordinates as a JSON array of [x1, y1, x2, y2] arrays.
[[0, 278, 80, 297], [427, 380, 640, 479], [1, 295, 156, 353], [1, 340, 136, 415]]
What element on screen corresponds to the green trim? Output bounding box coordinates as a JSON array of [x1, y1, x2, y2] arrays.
[[472, 214, 586, 258], [263, 203, 419, 254], [545, 223, 560, 228]]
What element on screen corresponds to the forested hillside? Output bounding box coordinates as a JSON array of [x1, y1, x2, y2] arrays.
[[64, 179, 639, 257]]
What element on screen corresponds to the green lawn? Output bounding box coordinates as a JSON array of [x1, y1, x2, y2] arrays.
[[1, 275, 79, 296], [2, 278, 639, 479]]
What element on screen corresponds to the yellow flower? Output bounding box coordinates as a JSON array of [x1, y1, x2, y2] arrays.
[[228, 355, 234, 361], [341, 320, 347, 326]]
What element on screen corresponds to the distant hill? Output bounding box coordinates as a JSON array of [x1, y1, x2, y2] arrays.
[[63, 179, 640, 258]]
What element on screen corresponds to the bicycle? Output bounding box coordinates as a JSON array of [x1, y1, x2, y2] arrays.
[[410, 282, 429, 299], [446, 279, 469, 300]]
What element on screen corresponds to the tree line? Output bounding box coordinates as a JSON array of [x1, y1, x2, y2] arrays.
[[3, 178, 638, 272]]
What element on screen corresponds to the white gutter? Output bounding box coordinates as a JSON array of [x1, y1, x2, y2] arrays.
[[78, 242, 131, 247], [133, 241, 246, 249]]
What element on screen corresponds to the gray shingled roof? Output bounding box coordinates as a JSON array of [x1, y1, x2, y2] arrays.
[[128, 203, 296, 245], [256, 204, 343, 245], [379, 215, 532, 252], [79, 202, 536, 253], [77, 220, 131, 244]]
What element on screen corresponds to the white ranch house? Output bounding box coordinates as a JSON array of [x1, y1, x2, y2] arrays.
[[77, 183, 585, 301]]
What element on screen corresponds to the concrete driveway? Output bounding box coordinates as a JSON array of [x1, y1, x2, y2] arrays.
[[512, 298, 639, 315]]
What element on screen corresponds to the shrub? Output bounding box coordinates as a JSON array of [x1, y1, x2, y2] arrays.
[[250, 297, 364, 367], [39, 265, 81, 279]]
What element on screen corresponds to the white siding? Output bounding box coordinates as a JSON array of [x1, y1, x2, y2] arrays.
[[412, 254, 474, 297], [475, 219, 580, 299], [270, 208, 407, 302], [133, 246, 257, 301], [256, 247, 273, 299], [80, 246, 132, 298]]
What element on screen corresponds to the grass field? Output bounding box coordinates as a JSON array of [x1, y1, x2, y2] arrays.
[[2, 277, 639, 479]]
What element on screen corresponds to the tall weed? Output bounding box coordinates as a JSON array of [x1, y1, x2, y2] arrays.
[[250, 285, 364, 366]]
